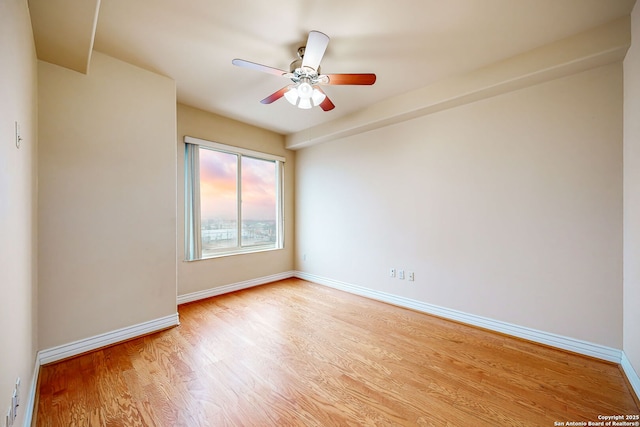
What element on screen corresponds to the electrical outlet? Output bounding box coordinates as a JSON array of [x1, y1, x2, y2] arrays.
[[11, 390, 17, 423], [408, 271, 415, 281], [398, 270, 405, 280], [389, 268, 396, 278], [14, 379, 19, 407]]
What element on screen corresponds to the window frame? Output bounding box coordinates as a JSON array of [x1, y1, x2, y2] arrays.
[[184, 136, 285, 261]]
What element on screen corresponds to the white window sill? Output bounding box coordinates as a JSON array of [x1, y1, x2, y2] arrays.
[[184, 246, 283, 262]]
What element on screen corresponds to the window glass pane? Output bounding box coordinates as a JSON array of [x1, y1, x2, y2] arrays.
[[241, 156, 277, 246], [199, 148, 238, 255]]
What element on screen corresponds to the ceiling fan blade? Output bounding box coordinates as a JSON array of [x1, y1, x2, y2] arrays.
[[260, 86, 289, 104], [232, 59, 288, 77], [301, 30, 329, 71], [316, 88, 335, 111], [323, 73, 377, 85]]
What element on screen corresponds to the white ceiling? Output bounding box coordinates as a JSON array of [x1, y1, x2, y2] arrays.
[[35, 0, 638, 135]]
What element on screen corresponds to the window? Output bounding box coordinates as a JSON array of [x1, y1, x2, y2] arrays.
[[184, 136, 285, 260]]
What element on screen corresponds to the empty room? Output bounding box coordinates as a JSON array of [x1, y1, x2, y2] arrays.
[[1, 0, 640, 425]]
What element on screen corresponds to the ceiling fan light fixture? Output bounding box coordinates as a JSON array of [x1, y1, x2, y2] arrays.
[[298, 98, 313, 109], [284, 82, 325, 109], [284, 86, 299, 105], [311, 88, 326, 105], [297, 81, 313, 99]]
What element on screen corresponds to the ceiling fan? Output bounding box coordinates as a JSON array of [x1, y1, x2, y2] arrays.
[[232, 30, 376, 111]]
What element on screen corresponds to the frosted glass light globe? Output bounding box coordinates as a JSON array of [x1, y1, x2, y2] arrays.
[[297, 82, 313, 100]]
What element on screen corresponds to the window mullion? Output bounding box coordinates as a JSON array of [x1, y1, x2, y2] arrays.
[[193, 151, 202, 259], [237, 154, 242, 249]]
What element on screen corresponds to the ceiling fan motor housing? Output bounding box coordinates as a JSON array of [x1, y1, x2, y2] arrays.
[[290, 48, 321, 79]]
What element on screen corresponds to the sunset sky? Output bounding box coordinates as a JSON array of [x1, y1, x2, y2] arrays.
[[199, 148, 276, 221]]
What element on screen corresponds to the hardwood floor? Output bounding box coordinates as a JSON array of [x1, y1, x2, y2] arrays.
[[35, 278, 639, 426]]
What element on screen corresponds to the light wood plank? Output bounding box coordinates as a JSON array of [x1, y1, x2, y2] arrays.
[[35, 279, 639, 426]]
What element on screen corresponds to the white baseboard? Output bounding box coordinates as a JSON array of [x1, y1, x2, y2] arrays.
[[177, 271, 295, 305], [621, 351, 640, 401], [294, 271, 623, 364], [21, 352, 40, 427], [37, 313, 180, 366]]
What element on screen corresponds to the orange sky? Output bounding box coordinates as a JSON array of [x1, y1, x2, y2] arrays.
[[199, 148, 276, 221]]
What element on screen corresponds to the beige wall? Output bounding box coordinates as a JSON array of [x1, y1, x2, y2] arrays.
[[624, 2, 640, 383], [177, 104, 295, 296], [38, 51, 177, 349], [296, 62, 623, 348], [0, 0, 38, 425]]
